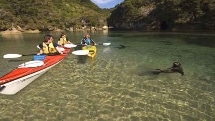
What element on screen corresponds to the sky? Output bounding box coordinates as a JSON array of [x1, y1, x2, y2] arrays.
[[91, 0, 124, 9]]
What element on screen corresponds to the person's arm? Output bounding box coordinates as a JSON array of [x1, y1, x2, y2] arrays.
[[54, 42, 62, 47], [53, 42, 64, 54], [80, 38, 83, 44], [52, 42, 57, 47], [90, 38, 96, 45], [37, 44, 43, 55], [66, 37, 71, 43], [57, 40, 60, 45], [81, 38, 87, 45]]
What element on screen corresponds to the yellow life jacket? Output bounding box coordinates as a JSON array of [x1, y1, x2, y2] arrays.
[[42, 42, 57, 54], [58, 38, 67, 45]]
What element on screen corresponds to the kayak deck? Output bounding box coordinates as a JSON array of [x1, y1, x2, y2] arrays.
[[82, 45, 97, 58]]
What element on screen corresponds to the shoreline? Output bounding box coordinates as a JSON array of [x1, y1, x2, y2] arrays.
[[0, 29, 41, 35], [1, 28, 215, 36], [0, 28, 106, 35]]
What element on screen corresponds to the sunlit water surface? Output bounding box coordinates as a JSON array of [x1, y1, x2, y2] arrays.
[[0, 31, 214, 121]]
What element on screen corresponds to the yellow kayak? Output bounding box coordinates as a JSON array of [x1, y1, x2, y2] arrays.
[[82, 45, 97, 58]]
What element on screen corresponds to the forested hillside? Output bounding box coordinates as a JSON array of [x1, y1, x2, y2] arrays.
[[1, 0, 215, 32], [108, 0, 215, 31], [0, 0, 110, 31]]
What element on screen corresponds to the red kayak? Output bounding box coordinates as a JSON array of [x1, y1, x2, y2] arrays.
[[0, 47, 70, 95]]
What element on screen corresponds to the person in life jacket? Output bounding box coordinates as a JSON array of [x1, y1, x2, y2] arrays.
[[58, 33, 71, 45], [37, 34, 64, 55], [81, 34, 96, 45]]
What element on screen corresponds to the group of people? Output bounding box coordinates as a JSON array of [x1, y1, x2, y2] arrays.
[[37, 33, 184, 76], [37, 33, 95, 55]]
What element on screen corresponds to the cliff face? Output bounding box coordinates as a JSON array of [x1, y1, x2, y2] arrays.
[[107, 0, 215, 31]]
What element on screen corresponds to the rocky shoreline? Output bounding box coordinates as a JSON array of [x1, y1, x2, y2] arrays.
[[1, 26, 214, 36], [0, 26, 110, 35], [0, 27, 41, 35]]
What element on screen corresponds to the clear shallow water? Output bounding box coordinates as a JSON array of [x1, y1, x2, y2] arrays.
[[0, 31, 214, 121]]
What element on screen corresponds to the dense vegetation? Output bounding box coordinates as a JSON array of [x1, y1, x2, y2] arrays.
[[1, 0, 215, 31], [0, 0, 110, 31], [108, 0, 215, 30]]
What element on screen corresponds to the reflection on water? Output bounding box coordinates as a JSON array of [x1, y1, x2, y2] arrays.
[[0, 32, 214, 121], [1, 32, 24, 40]]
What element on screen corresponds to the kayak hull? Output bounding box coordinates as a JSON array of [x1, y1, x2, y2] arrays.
[[82, 45, 97, 58], [0, 48, 70, 95]]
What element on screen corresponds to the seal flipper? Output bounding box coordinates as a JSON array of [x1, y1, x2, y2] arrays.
[[151, 69, 162, 75]]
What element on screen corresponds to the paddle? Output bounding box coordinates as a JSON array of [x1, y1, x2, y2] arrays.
[[4, 43, 110, 58], [72, 50, 89, 55], [63, 43, 77, 48], [5, 45, 67, 59], [3, 54, 36, 59], [75, 42, 111, 46], [96, 43, 111, 46]]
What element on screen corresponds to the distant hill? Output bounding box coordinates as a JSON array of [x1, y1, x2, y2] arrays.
[[107, 0, 215, 31], [0, 0, 110, 31]]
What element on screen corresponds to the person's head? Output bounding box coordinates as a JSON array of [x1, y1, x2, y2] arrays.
[[61, 33, 66, 38], [84, 34, 90, 38], [43, 34, 53, 43]]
